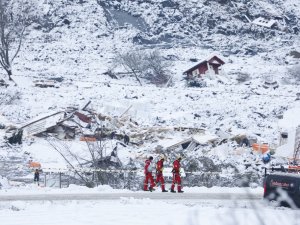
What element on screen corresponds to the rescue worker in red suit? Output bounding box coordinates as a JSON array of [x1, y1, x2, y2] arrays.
[[171, 156, 184, 193], [144, 156, 156, 191], [155, 156, 168, 192]]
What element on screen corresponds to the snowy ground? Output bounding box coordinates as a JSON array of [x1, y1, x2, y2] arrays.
[[0, 197, 299, 225], [0, 192, 300, 225], [0, 185, 298, 225]]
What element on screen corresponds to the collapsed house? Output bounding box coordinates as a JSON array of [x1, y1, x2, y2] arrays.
[[3, 102, 155, 170], [3, 99, 271, 173]]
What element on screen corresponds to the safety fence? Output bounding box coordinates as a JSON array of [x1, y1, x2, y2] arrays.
[[33, 167, 263, 190]]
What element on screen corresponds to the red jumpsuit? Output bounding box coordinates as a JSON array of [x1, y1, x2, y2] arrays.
[[144, 159, 155, 191], [171, 159, 182, 192], [155, 159, 166, 191]]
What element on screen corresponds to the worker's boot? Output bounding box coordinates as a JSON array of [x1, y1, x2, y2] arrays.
[[170, 189, 176, 193], [149, 187, 155, 192], [162, 189, 168, 192], [178, 190, 184, 193]]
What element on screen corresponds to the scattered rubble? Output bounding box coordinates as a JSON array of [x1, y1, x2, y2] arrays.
[[263, 80, 279, 89], [0, 99, 276, 188], [2, 101, 267, 160], [33, 79, 59, 88]]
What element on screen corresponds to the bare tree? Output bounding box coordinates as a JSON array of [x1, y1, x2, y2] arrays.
[[0, 0, 36, 81], [116, 50, 172, 86], [117, 51, 145, 86], [144, 50, 172, 86]]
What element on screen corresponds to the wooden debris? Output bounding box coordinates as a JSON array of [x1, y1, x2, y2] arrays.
[[74, 111, 92, 123], [80, 136, 97, 142]]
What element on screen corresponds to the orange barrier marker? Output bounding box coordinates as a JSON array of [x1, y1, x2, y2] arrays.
[[252, 143, 260, 151], [252, 143, 269, 154], [261, 144, 269, 154], [28, 161, 41, 168]]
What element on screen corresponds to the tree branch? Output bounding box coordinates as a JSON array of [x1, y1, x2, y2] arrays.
[[11, 26, 25, 62], [45, 135, 89, 184]]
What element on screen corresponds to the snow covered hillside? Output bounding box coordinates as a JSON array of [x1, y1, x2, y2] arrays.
[[0, 0, 300, 188]]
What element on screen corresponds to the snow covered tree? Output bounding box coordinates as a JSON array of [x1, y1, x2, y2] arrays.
[[0, 0, 39, 81], [116, 50, 172, 86], [144, 51, 172, 86], [117, 50, 144, 86]]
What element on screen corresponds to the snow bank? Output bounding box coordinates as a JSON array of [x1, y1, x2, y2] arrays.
[[278, 107, 300, 129], [0, 176, 10, 189]]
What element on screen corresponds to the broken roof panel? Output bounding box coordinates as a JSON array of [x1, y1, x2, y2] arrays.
[[166, 132, 218, 150], [22, 112, 65, 137], [252, 17, 277, 28], [192, 133, 218, 145], [166, 137, 193, 150]]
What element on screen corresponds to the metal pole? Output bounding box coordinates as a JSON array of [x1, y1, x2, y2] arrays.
[[44, 173, 47, 187], [264, 168, 267, 177], [59, 172, 62, 188], [123, 171, 125, 189]]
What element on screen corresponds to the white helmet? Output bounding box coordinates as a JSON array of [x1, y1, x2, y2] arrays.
[[160, 154, 166, 160]]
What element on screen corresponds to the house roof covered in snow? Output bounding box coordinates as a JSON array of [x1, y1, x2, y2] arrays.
[[183, 55, 225, 74]]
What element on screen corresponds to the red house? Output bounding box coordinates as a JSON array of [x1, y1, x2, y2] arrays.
[[183, 55, 225, 79]]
